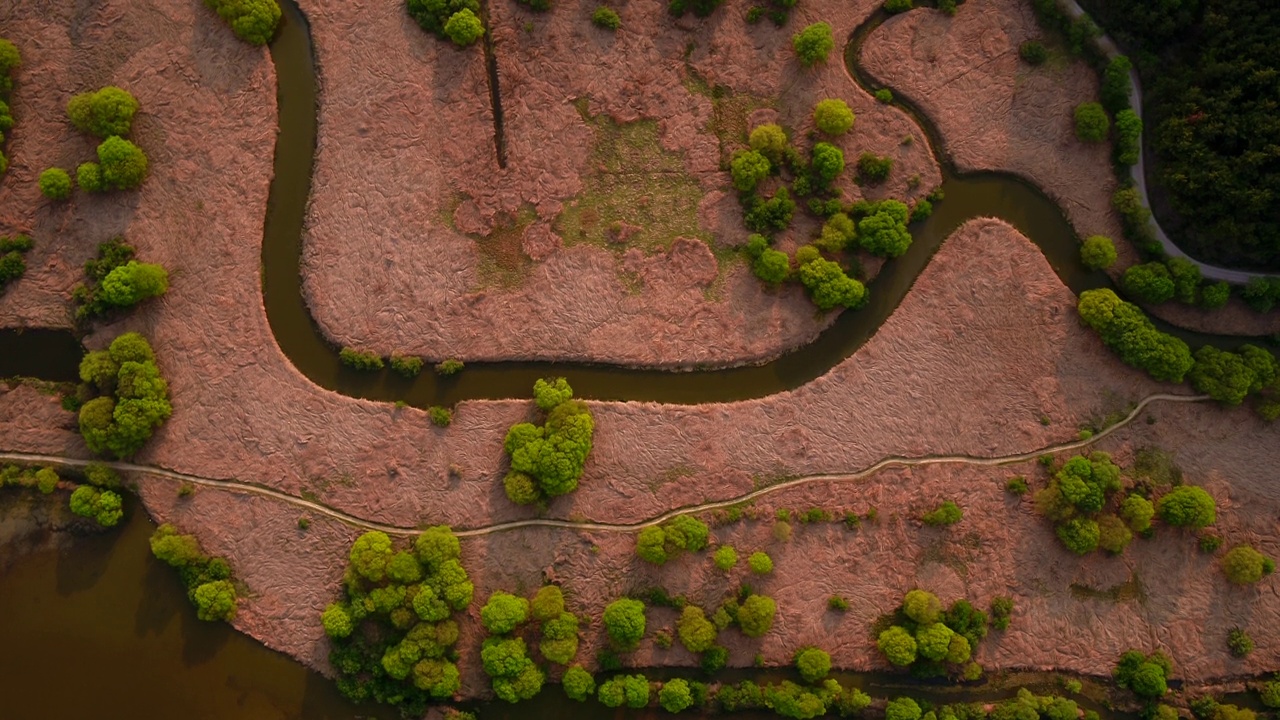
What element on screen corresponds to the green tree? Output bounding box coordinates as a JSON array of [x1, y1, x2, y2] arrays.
[[810, 143, 844, 185], [792, 22, 834, 67], [603, 598, 646, 650], [754, 248, 791, 285], [1120, 494, 1154, 533], [1080, 235, 1117, 270], [1123, 262, 1175, 304], [795, 647, 831, 683], [659, 678, 694, 712], [1074, 102, 1109, 142], [193, 580, 238, 621], [677, 605, 718, 653], [1057, 517, 1100, 554], [563, 666, 596, 701], [481, 591, 530, 634], [349, 531, 395, 582], [858, 206, 912, 257], [39, 168, 72, 200], [205, 0, 282, 45], [34, 467, 58, 494], [97, 136, 148, 190], [77, 162, 104, 193], [797, 258, 866, 310], [322, 603, 354, 639], [737, 594, 776, 637], [857, 152, 894, 183], [875, 625, 916, 666], [1114, 109, 1142, 165], [887, 697, 923, 720], [531, 584, 565, 622], [1157, 486, 1216, 528], [915, 622, 955, 661], [922, 500, 963, 526], [592, 6, 621, 29], [66, 87, 139, 138], [0, 39, 18, 77], [731, 150, 771, 192], [814, 99, 855, 135], [533, 377, 573, 410], [540, 612, 580, 664], [1097, 515, 1134, 554], [1101, 55, 1133, 113], [443, 9, 485, 46], [1222, 545, 1274, 585], [817, 213, 856, 253], [1189, 347, 1257, 405], [902, 589, 942, 624]]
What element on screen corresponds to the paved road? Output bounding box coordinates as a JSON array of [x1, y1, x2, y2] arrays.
[[1058, 0, 1279, 283], [0, 392, 1208, 538]]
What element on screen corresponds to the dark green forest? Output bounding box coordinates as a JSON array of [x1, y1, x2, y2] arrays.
[[1081, 0, 1280, 270]]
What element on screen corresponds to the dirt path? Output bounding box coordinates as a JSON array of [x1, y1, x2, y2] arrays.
[[0, 392, 1207, 538]]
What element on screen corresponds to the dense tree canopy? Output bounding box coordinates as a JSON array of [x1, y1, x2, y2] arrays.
[[204, 0, 281, 45], [504, 379, 595, 505], [77, 332, 172, 459], [67, 87, 139, 138]]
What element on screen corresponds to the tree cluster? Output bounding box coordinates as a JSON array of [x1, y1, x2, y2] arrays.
[[1188, 344, 1279, 412], [1114, 649, 1173, 699], [792, 22, 834, 67], [322, 527, 472, 714], [1033, 452, 1131, 555], [1076, 288, 1193, 383], [77, 332, 172, 459], [503, 378, 595, 506], [72, 238, 168, 320], [407, 0, 486, 47], [717, 677, 870, 718], [0, 233, 33, 293], [69, 484, 124, 527], [63, 87, 148, 193], [876, 589, 991, 679], [150, 523, 239, 622], [635, 514, 709, 565]]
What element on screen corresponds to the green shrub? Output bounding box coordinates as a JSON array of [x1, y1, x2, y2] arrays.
[[1123, 262, 1175, 304], [339, 347, 384, 371], [66, 87, 139, 138], [1120, 494, 1154, 533], [150, 523, 238, 621], [991, 596, 1013, 630], [204, 0, 281, 45], [858, 201, 911, 257], [1074, 102, 1109, 143], [1101, 55, 1133, 114], [810, 143, 844, 186], [792, 22, 834, 67], [659, 678, 694, 712], [1157, 486, 1216, 528], [667, 0, 724, 18], [1114, 109, 1142, 165], [76, 162, 104, 193], [435, 358, 464, 375], [887, 697, 923, 720], [753, 248, 791, 285], [748, 551, 773, 575], [1097, 515, 1133, 554], [1224, 628, 1253, 659], [592, 6, 621, 29], [874, 88, 894, 103], [635, 515, 709, 565], [1080, 235, 1117, 270], [922, 500, 963, 526], [39, 168, 72, 200], [814, 99, 855, 136], [731, 150, 771, 192], [1019, 40, 1048, 65], [749, 124, 788, 164], [1242, 278, 1280, 314], [96, 136, 149, 190], [857, 152, 894, 184], [797, 258, 866, 310], [828, 595, 849, 611], [1222, 545, 1274, 585], [884, 0, 912, 12], [816, 213, 856, 253], [443, 9, 485, 46], [713, 545, 738, 571], [1199, 282, 1231, 310], [598, 674, 650, 708], [35, 467, 59, 494], [1006, 476, 1029, 495], [795, 647, 831, 683], [743, 187, 795, 232], [481, 591, 530, 634], [389, 354, 423, 377], [83, 463, 122, 489], [603, 598, 646, 650], [68, 485, 124, 527], [0, 39, 18, 77], [428, 406, 453, 427]]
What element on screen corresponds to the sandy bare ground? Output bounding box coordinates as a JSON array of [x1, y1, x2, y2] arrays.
[[860, 0, 1280, 337], [0, 0, 275, 330], [297, 0, 941, 367]]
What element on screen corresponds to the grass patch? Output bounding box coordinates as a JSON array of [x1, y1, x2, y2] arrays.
[[1069, 572, 1146, 604], [468, 205, 537, 289], [555, 100, 709, 255], [682, 67, 772, 168]]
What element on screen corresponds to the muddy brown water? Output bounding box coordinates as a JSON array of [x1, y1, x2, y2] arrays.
[[0, 2, 1268, 719]]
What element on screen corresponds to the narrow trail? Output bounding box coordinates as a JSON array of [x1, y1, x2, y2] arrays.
[[0, 392, 1208, 539]]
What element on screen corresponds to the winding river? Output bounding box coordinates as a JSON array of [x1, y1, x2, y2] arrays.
[[0, 1, 1272, 718]]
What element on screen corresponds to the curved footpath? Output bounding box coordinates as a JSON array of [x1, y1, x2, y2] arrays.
[[0, 392, 1208, 537], [1056, 0, 1279, 283]]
